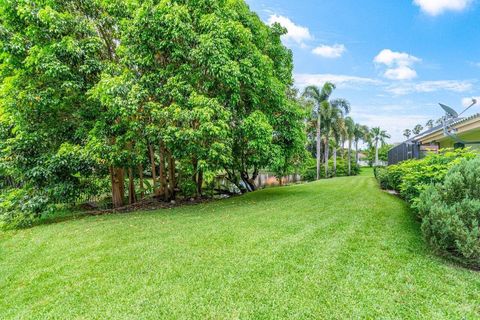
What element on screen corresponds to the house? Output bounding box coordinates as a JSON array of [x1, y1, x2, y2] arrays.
[[357, 152, 370, 167], [388, 113, 480, 165]]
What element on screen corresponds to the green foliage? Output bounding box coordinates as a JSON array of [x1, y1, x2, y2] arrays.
[[302, 157, 360, 181], [0, 0, 308, 223], [417, 158, 480, 268], [373, 166, 390, 189], [376, 148, 477, 203], [0, 188, 53, 229]]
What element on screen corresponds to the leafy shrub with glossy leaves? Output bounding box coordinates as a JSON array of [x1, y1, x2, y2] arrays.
[[376, 148, 477, 203], [0, 188, 54, 229]]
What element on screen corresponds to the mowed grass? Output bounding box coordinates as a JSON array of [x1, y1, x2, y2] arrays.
[[1, 173, 479, 319]]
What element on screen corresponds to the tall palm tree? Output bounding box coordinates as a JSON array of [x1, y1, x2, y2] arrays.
[[320, 98, 350, 177], [370, 127, 391, 166], [412, 124, 423, 135], [344, 116, 355, 175], [353, 124, 369, 165], [403, 129, 412, 139], [332, 114, 346, 176], [303, 82, 336, 180]]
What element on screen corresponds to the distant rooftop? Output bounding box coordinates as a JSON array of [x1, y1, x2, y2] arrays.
[[409, 113, 480, 142]]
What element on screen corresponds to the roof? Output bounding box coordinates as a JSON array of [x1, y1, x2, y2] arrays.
[[389, 113, 480, 151]]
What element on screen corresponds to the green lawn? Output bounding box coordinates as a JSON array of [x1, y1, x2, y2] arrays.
[[1, 173, 479, 319]]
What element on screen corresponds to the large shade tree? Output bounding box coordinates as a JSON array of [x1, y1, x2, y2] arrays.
[[0, 0, 133, 208], [0, 0, 306, 228]]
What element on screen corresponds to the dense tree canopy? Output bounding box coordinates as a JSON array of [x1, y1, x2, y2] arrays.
[[0, 0, 309, 227]]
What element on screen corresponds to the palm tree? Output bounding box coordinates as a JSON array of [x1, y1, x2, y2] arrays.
[[344, 116, 355, 175], [425, 119, 434, 129], [320, 98, 350, 177], [303, 82, 336, 180], [412, 124, 423, 135], [353, 124, 369, 165], [370, 127, 391, 166], [332, 115, 346, 176], [403, 129, 412, 139]]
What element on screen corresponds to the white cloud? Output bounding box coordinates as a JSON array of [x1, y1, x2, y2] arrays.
[[374, 49, 420, 67], [267, 15, 313, 46], [413, 0, 472, 16], [352, 111, 430, 142], [387, 80, 474, 95], [312, 44, 346, 58], [294, 73, 382, 89], [384, 66, 418, 81], [374, 49, 421, 80]]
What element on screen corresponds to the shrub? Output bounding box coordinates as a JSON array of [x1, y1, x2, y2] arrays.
[[417, 158, 480, 268], [0, 187, 54, 229], [376, 148, 477, 203], [374, 166, 390, 189]]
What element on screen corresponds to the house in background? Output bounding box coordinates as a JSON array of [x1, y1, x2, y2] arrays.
[[357, 152, 370, 167], [388, 113, 480, 165]]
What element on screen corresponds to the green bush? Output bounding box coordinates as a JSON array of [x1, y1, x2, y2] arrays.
[[374, 166, 390, 189], [417, 158, 480, 268], [376, 148, 477, 203], [0, 188, 54, 229]]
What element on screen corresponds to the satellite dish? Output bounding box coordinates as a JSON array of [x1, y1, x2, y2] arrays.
[[458, 98, 477, 116], [436, 100, 479, 145], [439, 103, 459, 118]]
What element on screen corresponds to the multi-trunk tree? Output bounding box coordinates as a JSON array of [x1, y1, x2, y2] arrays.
[[0, 0, 306, 223]]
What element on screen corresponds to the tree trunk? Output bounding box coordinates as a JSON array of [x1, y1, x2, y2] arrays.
[[197, 169, 203, 198], [375, 140, 379, 166], [324, 134, 330, 178], [333, 146, 337, 177], [168, 153, 176, 199], [355, 141, 359, 165], [148, 144, 158, 195], [316, 114, 322, 180], [138, 164, 145, 199], [348, 140, 352, 175], [110, 166, 125, 208], [159, 140, 168, 201], [128, 167, 136, 205], [240, 172, 257, 192]]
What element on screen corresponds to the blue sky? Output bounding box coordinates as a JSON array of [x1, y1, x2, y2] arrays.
[[245, 0, 480, 142]]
